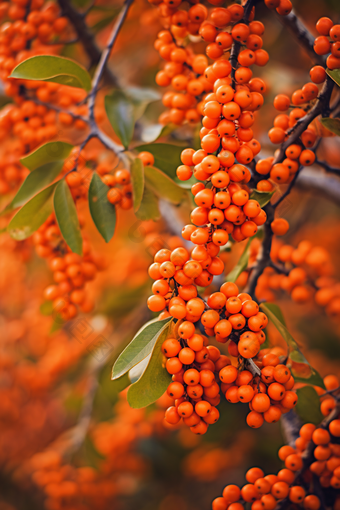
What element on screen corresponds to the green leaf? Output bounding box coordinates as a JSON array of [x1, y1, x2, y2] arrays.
[[141, 123, 177, 143], [144, 166, 185, 205], [327, 69, 340, 88], [130, 157, 144, 212], [250, 189, 274, 207], [10, 56, 92, 91], [127, 321, 172, 408], [21, 141, 73, 171], [295, 386, 323, 425], [260, 303, 325, 389], [105, 91, 135, 149], [54, 179, 83, 255], [135, 186, 160, 221], [174, 174, 199, 190], [226, 239, 251, 283], [8, 182, 58, 240], [1, 161, 64, 216], [126, 86, 161, 121], [40, 301, 54, 316], [319, 117, 340, 137], [134, 143, 183, 178], [88, 173, 116, 243], [111, 317, 172, 381]]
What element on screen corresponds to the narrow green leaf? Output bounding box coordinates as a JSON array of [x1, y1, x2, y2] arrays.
[[144, 166, 185, 205], [54, 179, 83, 255], [327, 69, 340, 88], [21, 141, 73, 171], [135, 143, 183, 178], [261, 302, 287, 326], [126, 86, 160, 121], [141, 123, 177, 143], [130, 157, 144, 212], [226, 239, 251, 283], [8, 182, 58, 240], [127, 321, 172, 408], [105, 91, 135, 149], [260, 303, 325, 388], [295, 386, 323, 425], [10, 56, 92, 91], [135, 186, 160, 221], [250, 189, 274, 207], [111, 317, 172, 381], [319, 117, 340, 137], [88, 173, 116, 243], [1, 161, 63, 216]]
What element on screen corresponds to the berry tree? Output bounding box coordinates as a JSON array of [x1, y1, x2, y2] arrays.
[[0, 0, 339, 508]]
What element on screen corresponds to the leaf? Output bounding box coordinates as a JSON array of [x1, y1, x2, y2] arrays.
[[21, 141, 73, 171], [1, 161, 64, 216], [130, 156, 144, 212], [319, 117, 340, 137], [260, 303, 325, 389], [327, 68, 340, 88], [126, 86, 161, 121], [105, 91, 135, 149], [144, 166, 185, 205], [135, 186, 160, 221], [40, 301, 54, 316], [10, 56, 92, 91], [250, 189, 274, 207], [8, 182, 58, 240], [111, 317, 172, 381], [127, 321, 172, 408], [295, 386, 323, 425], [141, 123, 177, 143], [174, 174, 199, 190], [134, 143, 183, 178], [226, 239, 251, 283], [88, 173, 116, 243], [54, 179, 83, 255]]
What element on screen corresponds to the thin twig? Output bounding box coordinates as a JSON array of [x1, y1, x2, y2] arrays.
[[316, 159, 340, 176], [88, 0, 134, 121]]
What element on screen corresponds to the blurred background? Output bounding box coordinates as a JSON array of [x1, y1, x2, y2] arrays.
[[0, 0, 339, 509]]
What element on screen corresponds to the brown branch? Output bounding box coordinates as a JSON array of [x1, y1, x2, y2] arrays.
[[275, 10, 326, 67], [57, 0, 118, 86]]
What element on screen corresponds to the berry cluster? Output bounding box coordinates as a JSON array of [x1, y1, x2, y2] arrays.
[[314, 17, 340, 70], [36, 213, 106, 321], [179, 147, 267, 244], [213, 374, 340, 510]]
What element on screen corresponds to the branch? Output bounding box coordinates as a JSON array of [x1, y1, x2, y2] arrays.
[[296, 168, 340, 204], [246, 203, 275, 300], [57, 0, 118, 85], [316, 158, 340, 176], [273, 167, 302, 209], [275, 10, 326, 66], [88, 0, 134, 120], [272, 77, 334, 166]]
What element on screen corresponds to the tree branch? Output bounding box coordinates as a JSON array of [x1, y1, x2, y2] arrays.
[[275, 10, 326, 67], [88, 0, 134, 121], [57, 0, 118, 85]]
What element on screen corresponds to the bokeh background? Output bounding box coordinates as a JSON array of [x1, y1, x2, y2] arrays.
[[0, 0, 339, 509]]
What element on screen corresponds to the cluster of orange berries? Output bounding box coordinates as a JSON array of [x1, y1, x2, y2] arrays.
[[314, 16, 340, 70], [34, 213, 106, 321], [255, 238, 340, 316], [163, 327, 224, 435], [213, 375, 340, 510], [221, 346, 297, 429], [147, 246, 224, 316], [179, 147, 267, 244]]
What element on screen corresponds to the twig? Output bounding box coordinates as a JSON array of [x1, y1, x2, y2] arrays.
[[273, 167, 303, 209], [297, 168, 340, 204], [88, 0, 134, 121], [316, 159, 340, 176], [246, 203, 275, 300], [57, 0, 118, 85], [272, 77, 334, 166], [275, 10, 326, 66]]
